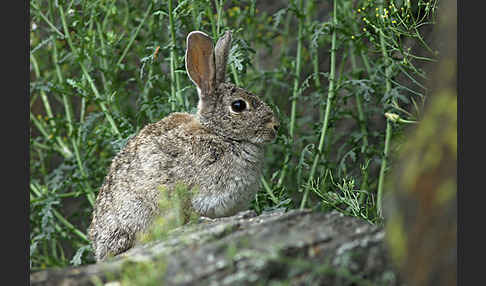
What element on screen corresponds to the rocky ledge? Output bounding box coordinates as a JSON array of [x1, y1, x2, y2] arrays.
[[30, 209, 400, 285]]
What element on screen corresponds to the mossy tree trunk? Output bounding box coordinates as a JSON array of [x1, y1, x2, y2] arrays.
[[383, 0, 457, 285]]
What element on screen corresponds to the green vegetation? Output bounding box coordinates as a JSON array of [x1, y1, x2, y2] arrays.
[[30, 0, 439, 269], [138, 183, 200, 243]]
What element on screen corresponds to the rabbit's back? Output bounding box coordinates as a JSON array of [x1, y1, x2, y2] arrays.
[[88, 112, 204, 260], [88, 112, 264, 260]]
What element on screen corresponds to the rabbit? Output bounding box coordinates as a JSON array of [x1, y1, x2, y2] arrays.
[[88, 30, 280, 262]]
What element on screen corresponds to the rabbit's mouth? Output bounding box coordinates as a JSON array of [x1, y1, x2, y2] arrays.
[[263, 117, 279, 142], [252, 128, 278, 144]]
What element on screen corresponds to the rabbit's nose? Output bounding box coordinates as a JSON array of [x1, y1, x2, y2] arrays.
[[266, 117, 280, 133], [273, 123, 280, 132]]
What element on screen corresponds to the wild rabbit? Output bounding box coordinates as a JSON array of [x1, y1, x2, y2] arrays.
[[88, 30, 279, 261]]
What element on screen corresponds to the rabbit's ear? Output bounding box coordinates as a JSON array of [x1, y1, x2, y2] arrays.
[[185, 31, 216, 97], [214, 30, 232, 84]]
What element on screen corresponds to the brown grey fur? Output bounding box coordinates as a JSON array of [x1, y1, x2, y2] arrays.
[[214, 31, 232, 83], [88, 30, 279, 261]]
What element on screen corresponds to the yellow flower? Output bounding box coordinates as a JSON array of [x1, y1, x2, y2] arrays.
[[363, 27, 367, 32], [357, 8, 361, 12], [351, 35, 355, 39], [385, 112, 399, 122]]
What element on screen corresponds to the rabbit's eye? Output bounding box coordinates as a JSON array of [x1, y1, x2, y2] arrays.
[[230, 100, 247, 113]]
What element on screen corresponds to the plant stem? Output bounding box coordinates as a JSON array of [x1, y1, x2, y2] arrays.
[[52, 37, 74, 137], [301, 0, 337, 210], [215, 0, 223, 36], [261, 176, 279, 205], [58, 3, 121, 137], [288, 0, 304, 139], [207, 5, 217, 40], [349, 44, 368, 153], [277, 0, 304, 188], [230, 64, 241, 86], [71, 138, 95, 207], [30, 55, 73, 158], [377, 120, 392, 216], [116, 3, 152, 69], [30, 184, 89, 242], [168, 0, 183, 110], [349, 40, 369, 196], [377, 0, 393, 217], [306, 0, 323, 119], [96, 20, 110, 97]]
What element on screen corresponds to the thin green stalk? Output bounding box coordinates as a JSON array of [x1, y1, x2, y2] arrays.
[[360, 51, 372, 76], [58, 3, 121, 137], [306, 0, 323, 120], [230, 64, 242, 86], [207, 5, 217, 41], [281, 11, 293, 58], [349, 44, 368, 153], [30, 55, 73, 158], [31, 2, 64, 38], [336, 50, 348, 88], [377, 121, 392, 216], [169, 0, 183, 110], [52, 38, 74, 137], [348, 40, 369, 200], [35, 147, 48, 176], [377, 1, 393, 217], [30, 184, 89, 242], [277, 0, 304, 188], [313, 52, 324, 121], [77, 77, 88, 146], [116, 3, 152, 69], [301, 0, 337, 210], [53, 210, 89, 243], [96, 21, 110, 95], [215, 0, 224, 36], [312, 52, 321, 89], [288, 1, 304, 139], [191, 2, 201, 30], [79, 63, 121, 137], [261, 176, 279, 205], [30, 115, 51, 142], [30, 55, 54, 119], [71, 138, 95, 207]]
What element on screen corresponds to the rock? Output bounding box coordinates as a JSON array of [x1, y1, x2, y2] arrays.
[[30, 209, 401, 285]]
